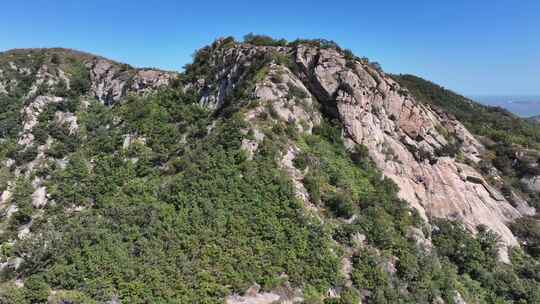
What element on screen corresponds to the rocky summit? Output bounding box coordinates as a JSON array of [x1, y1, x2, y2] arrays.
[[0, 36, 539, 304]]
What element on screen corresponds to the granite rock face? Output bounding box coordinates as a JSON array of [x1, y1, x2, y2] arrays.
[[88, 58, 175, 105], [194, 41, 533, 254], [291, 46, 532, 250]]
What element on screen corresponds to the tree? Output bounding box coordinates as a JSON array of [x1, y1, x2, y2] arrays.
[[24, 276, 50, 303]]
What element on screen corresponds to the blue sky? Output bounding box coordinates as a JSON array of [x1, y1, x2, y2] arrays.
[[1, 0, 538, 96]]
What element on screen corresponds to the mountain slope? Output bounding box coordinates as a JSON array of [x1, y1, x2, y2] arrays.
[[393, 74, 540, 212], [0, 38, 539, 304], [187, 39, 532, 251]]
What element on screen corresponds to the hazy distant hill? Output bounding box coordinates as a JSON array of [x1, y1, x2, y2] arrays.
[[472, 95, 540, 117], [527, 114, 540, 123]]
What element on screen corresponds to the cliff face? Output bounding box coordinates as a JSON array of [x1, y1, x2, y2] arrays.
[[88, 57, 175, 105], [0, 48, 175, 103], [188, 41, 534, 255], [293, 46, 536, 250]]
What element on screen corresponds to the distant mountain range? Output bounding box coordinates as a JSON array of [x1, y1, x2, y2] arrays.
[[471, 95, 540, 118], [527, 114, 540, 123]]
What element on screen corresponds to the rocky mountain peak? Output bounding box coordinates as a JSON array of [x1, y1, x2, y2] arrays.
[[0, 47, 177, 105], [182, 39, 534, 257]]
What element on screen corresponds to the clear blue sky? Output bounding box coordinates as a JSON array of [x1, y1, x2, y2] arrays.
[[1, 0, 538, 96]]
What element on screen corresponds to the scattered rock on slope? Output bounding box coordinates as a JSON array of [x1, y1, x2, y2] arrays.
[[191, 40, 533, 256]]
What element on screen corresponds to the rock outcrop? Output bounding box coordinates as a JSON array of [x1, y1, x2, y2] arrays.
[[0, 49, 178, 237], [88, 58, 175, 105], [192, 41, 533, 254], [0, 48, 177, 104], [291, 46, 532, 250], [225, 283, 303, 304]]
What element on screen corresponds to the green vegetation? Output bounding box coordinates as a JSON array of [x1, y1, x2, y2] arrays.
[[510, 216, 540, 258], [66, 59, 91, 96], [9, 178, 34, 229], [432, 219, 540, 303], [0, 95, 24, 139], [1, 41, 540, 304], [1, 89, 340, 303], [243, 33, 288, 47]]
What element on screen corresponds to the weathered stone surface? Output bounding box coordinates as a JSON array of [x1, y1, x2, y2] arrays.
[[351, 233, 367, 248], [31, 186, 47, 208], [0, 186, 12, 207], [226, 282, 303, 304], [290, 45, 528, 252], [122, 134, 147, 150], [226, 291, 303, 304], [89, 59, 176, 105], [453, 291, 468, 304], [19, 95, 63, 146], [18, 222, 31, 239], [226, 292, 281, 304], [0, 80, 7, 94], [0, 257, 23, 272], [521, 175, 540, 193], [407, 227, 432, 252], [197, 42, 531, 255], [510, 191, 536, 216], [241, 128, 265, 160], [279, 146, 315, 211], [54, 111, 79, 134]]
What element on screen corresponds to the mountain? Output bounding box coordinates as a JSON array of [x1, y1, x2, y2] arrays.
[[527, 115, 540, 124], [471, 96, 540, 118], [0, 37, 539, 303]]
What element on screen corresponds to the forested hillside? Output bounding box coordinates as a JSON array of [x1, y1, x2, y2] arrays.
[[0, 37, 539, 303]]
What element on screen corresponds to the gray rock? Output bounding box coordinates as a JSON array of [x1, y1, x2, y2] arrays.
[[31, 186, 47, 208], [407, 227, 432, 251], [521, 175, 540, 193], [89, 59, 176, 105], [453, 291, 468, 304]]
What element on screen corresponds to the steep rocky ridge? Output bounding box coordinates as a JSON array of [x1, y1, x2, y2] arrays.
[[186, 39, 533, 256], [0, 48, 177, 241], [0, 48, 176, 104]]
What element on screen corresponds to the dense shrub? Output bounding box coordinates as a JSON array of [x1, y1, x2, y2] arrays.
[[23, 276, 50, 303], [510, 216, 540, 257], [243, 33, 288, 47], [0, 95, 24, 139], [324, 191, 355, 218], [6, 90, 340, 303], [432, 219, 540, 303], [68, 60, 91, 96]]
